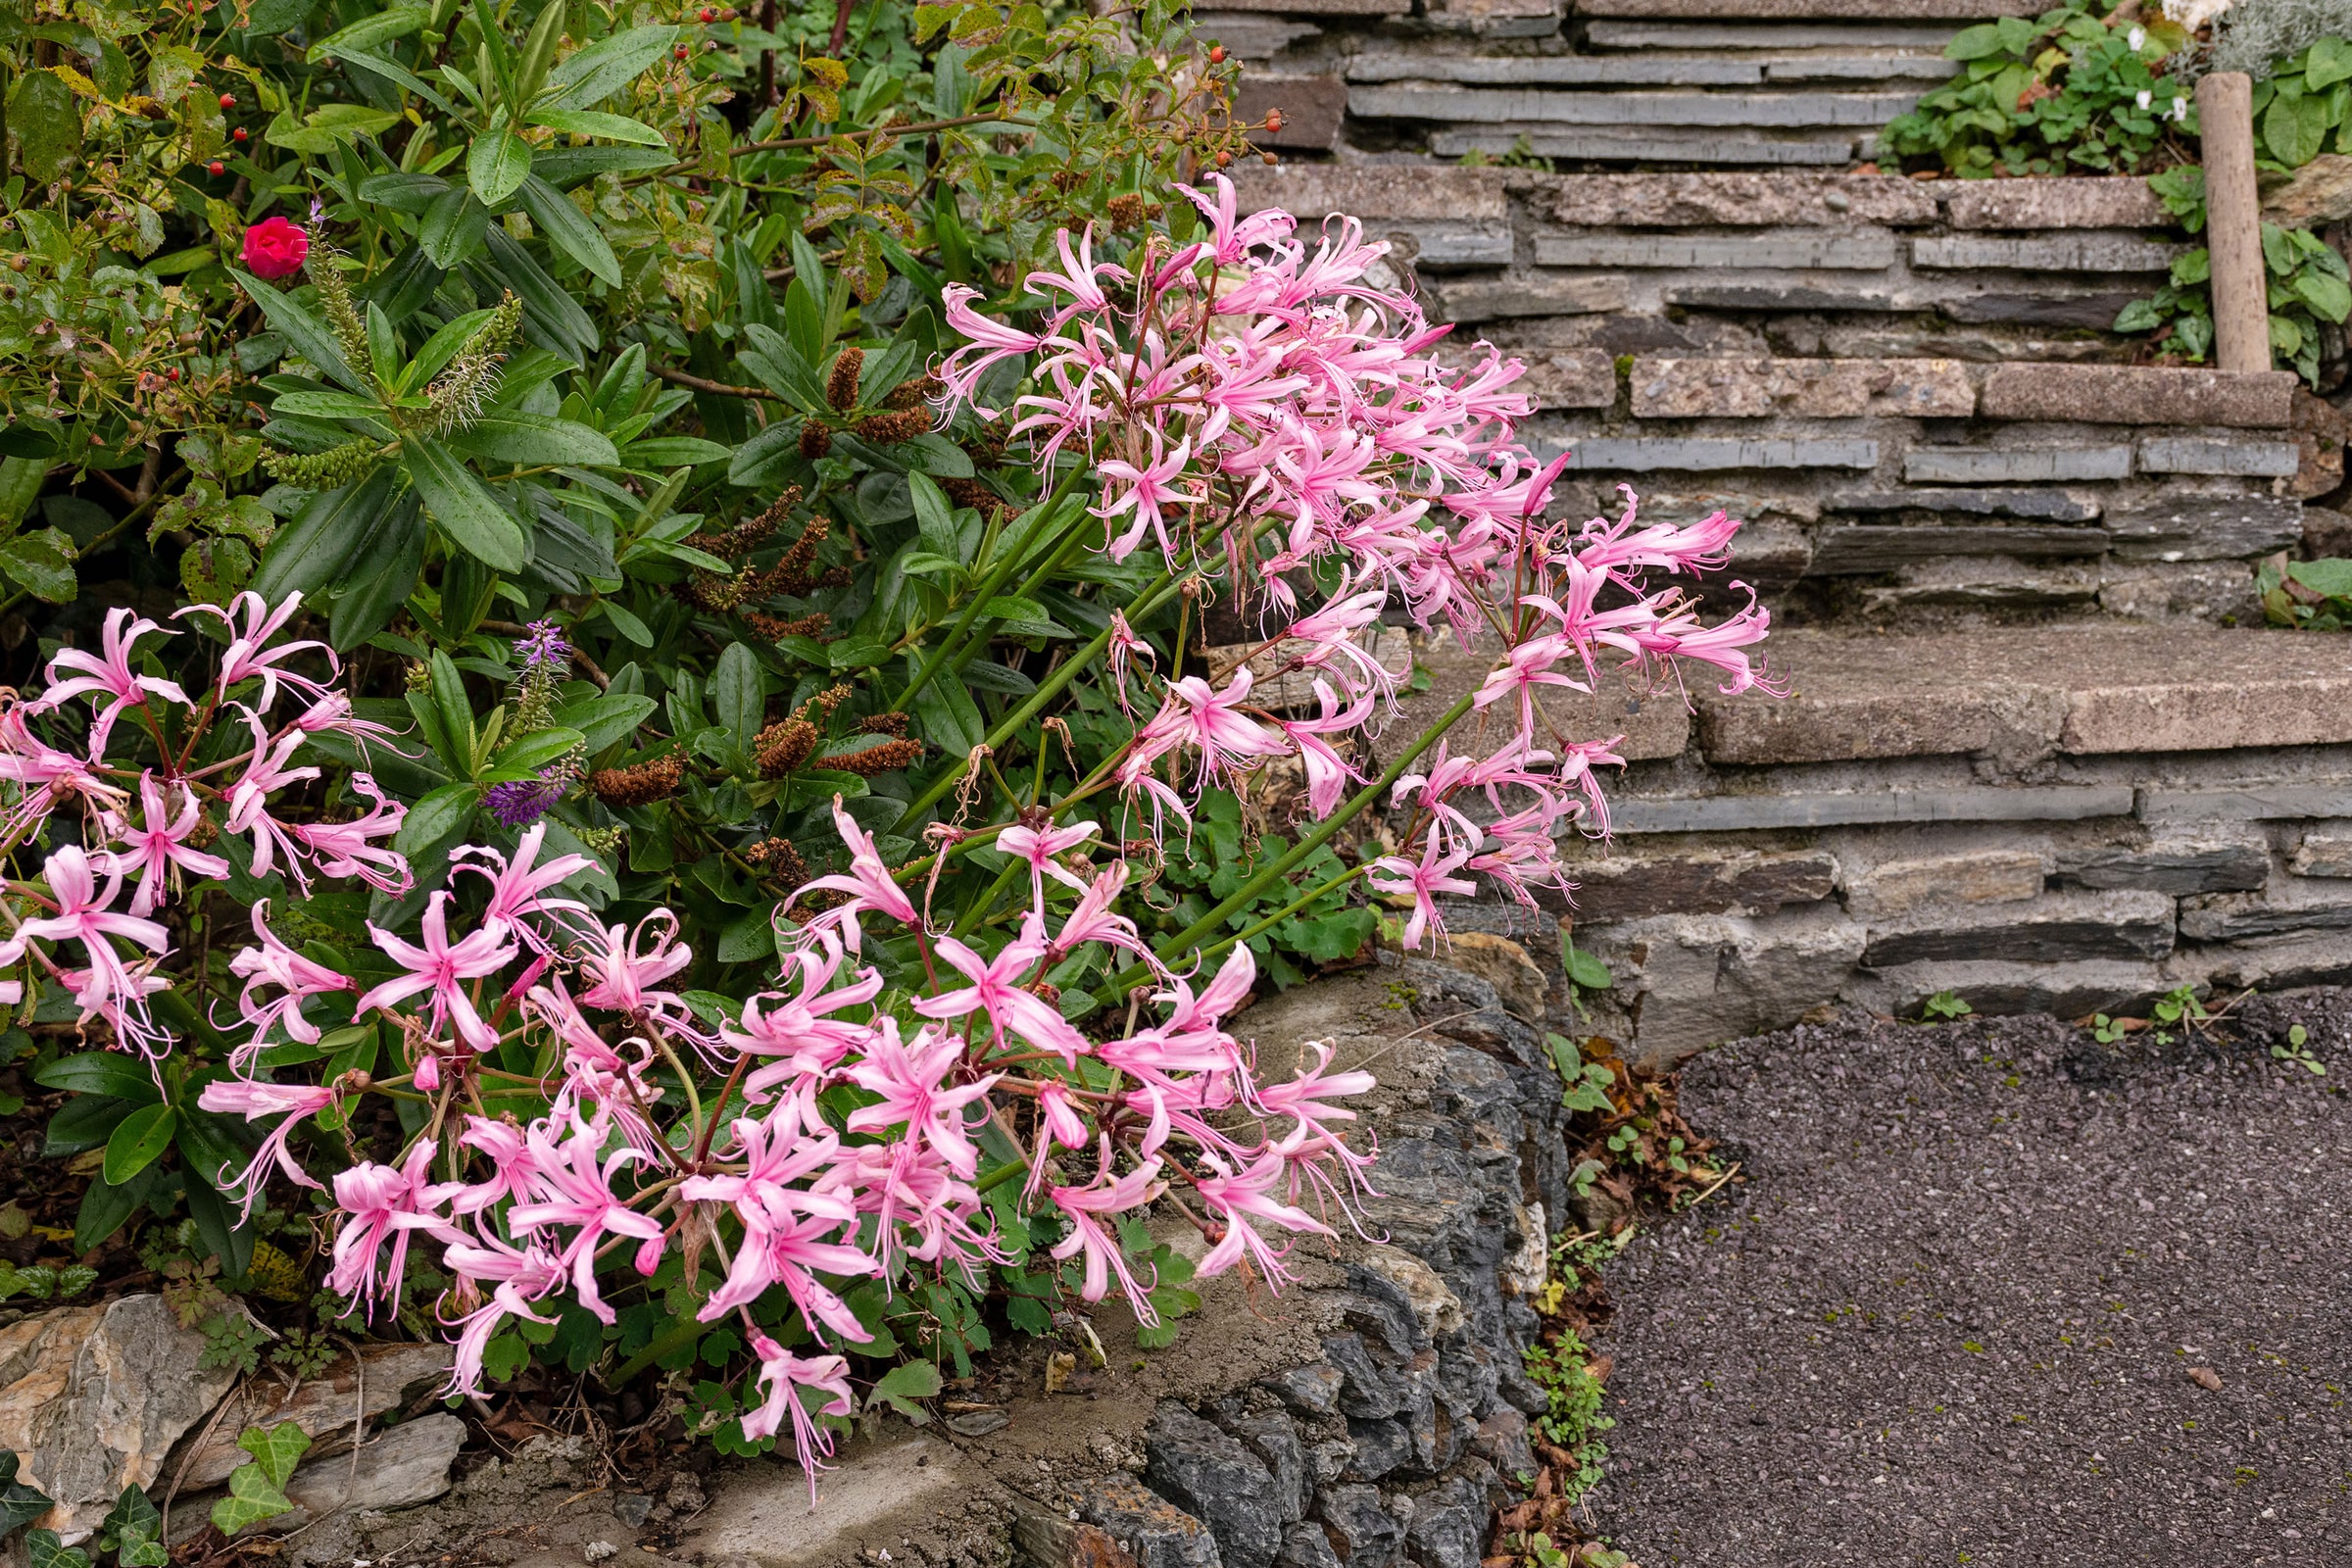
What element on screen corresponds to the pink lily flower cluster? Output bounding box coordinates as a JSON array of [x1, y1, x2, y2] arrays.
[[937, 174, 1776, 951], [0, 593, 407, 1054]]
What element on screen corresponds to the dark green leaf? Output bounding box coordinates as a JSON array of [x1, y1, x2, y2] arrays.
[[404, 439, 527, 569], [101, 1103, 176, 1187]]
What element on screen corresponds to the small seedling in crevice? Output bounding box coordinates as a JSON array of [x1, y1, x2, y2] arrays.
[[1921, 990, 1973, 1023], [2273, 1022, 2328, 1076]]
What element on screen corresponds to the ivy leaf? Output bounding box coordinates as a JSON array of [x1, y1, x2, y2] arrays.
[[238, 1421, 312, 1492], [24, 1530, 89, 1568], [865, 1360, 942, 1424], [0, 1451, 55, 1534]]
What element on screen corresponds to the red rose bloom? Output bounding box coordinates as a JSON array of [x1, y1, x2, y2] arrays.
[[241, 217, 309, 281]]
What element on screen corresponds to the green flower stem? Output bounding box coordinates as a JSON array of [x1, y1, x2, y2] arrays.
[[1149, 689, 1478, 967], [892, 467, 1088, 717], [891, 568, 1185, 833], [1107, 860, 1371, 1005]]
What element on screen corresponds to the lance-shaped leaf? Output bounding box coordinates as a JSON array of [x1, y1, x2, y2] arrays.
[[404, 439, 527, 570]]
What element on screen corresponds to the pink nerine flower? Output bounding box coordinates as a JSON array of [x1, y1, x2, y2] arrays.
[[786, 798, 920, 948], [103, 773, 230, 917], [228, 900, 355, 1052], [326, 1142, 461, 1314], [39, 607, 188, 749], [741, 1336, 856, 1499], [196, 1077, 337, 1215], [5, 846, 170, 1021], [1096, 433, 1203, 564], [180, 589, 335, 710], [911, 919, 1091, 1065], [1049, 1143, 1165, 1319], [353, 893, 518, 1053]]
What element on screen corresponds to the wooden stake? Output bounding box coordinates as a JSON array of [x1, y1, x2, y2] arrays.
[[2198, 72, 2271, 374]]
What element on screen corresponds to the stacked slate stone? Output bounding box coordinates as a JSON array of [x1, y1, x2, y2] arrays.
[[1056, 956, 1576, 1568]]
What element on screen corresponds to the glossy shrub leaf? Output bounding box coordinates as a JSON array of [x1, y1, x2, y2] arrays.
[[404, 439, 527, 569], [101, 1103, 176, 1186]]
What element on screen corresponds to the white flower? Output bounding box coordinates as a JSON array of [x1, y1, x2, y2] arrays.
[[2172, 95, 2189, 121], [2136, 89, 2153, 110], [2128, 24, 2146, 49]]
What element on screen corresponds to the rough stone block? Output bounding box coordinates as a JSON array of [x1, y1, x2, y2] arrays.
[[1584, 19, 1963, 46], [2294, 825, 2352, 877], [2260, 152, 2352, 229], [2135, 436, 2302, 477], [1592, 907, 1867, 1062], [1348, 55, 1762, 85], [2180, 882, 2352, 943], [1426, 273, 1631, 321], [2193, 929, 2352, 992], [2061, 834, 2272, 895], [1910, 234, 2183, 271], [1511, 347, 1617, 409], [1234, 75, 1348, 152], [2096, 561, 2260, 624], [1342, 1417, 1410, 1482], [1934, 289, 2150, 327], [1524, 171, 1937, 226], [1146, 1403, 1284, 1568], [1349, 85, 1920, 126], [174, 1342, 455, 1488], [1383, 225, 1507, 271], [2064, 665, 2352, 754], [1902, 446, 2132, 483], [1629, 356, 1972, 417], [1822, 487, 2101, 520], [1079, 1475, 1226, 1568], [0, 1296, 243, 1536], [2105, 497, 2306, 562], [1282, 1522, 1348, 1568], [1438, 127, 1860, 164], [1581, 0, 2037, 14], [1563, 851, 1838, 923], [1225, 1412, 1313, 1524], [1808, 525, 2106, 574], [1612, 785, 2135, 834], [1536, 232, 1898, 270], [1555, 436, 1881, 470], [1763, 54, 1960, 80], [276, 1411, 463, 1524], [1233, 166, 1509, 223], [1266, 1363, 1347, 1417], [2140, 785, 2352, 823], [1207, 0, 1407, 14], [1443, 932, 1547, 1021], [1978, 364, 2299, 427], [1402, 1480, 1485, 1568], [1943, 176, 2168, 230], [1315, 1485, 1405, 1568], [1844, 850, 2047, 916], [1850, 956, 2170, 1021], [1424, 0, 1562, 31], [1859, 557, 2100, 610], [1861, 889, 2176, 966], [1190, 12, 1323, 58]]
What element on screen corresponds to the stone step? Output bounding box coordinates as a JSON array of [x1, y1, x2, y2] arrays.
[[1535, 230, 1898, 268], [1583, 18, 1961, 45], [1942, 176, 2167, 229], [1580, 0, 2036, 14], [1692, 625, 2352, 766], [1525, 171, 1939, 224], [1431, 126, 1858, 163], [1353, 84, 1924, 125], [1346, 54, 1955, 84], [1627, 355, 1974, 416], [1977, 364, 2298, 427], [1911, 234, 2186, 271], [1548, 435, 1884, 469]]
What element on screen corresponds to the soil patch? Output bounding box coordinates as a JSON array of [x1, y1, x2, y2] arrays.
[[1590, 992, 2352, 1568]]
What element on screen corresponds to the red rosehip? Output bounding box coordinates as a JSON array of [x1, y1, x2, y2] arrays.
[[674, 43, 689, 57], [699, 6, 714, 19], [219, 91, 235, 108], [1214, 150, 1231, 167], [167, 368, 180, 381], [208, 161, 225, 175], [1208, 44, 1225, 63], [232, 126, 249, 141], [1265, 109, 1284, 133]]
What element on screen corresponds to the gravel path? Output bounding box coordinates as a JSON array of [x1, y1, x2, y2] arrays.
[[1589, 993, 2352, 1568]]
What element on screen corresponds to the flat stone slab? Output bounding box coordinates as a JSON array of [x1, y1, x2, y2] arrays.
[[1436, 126, 1859, 164], [1594, 1006, 2352, 1562], [1553, 436, 1882, 470], [1536, 231, 1898, 269], [1629, 356, 1973, 417], [1582, 0, 2037, 14], [1426, 272, 1631, 320], [1979, 363, 2300, 427], [1612, 784, 2133, 834], [1910, 233, 2185, 271], [2136, 436, 2302, 477], [1903, 445, 2133, 483], [1807, 524, 2106, 573], [1350, 86, 1921, 125], [1524, 172, 1938, 226], [1584, 20, 1965, 45], [1693, 624, 2352, 764], [1942, 174, 2167, 229], [1822, 486, 2100, 520], [1231, 165, 1509, 223]]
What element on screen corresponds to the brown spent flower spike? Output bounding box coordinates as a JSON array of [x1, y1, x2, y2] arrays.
[[824, 346, 864, 412], [590, 753, 685, 807], [828, 738, 924, 776]]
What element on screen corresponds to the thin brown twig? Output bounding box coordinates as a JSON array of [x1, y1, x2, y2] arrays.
[[650, 365, 784, 402]]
